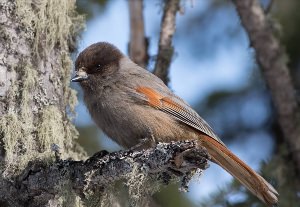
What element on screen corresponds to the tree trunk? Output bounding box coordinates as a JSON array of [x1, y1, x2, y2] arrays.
[[153, 0, 180, 85], [0, 0, 85, 205], [233, 0, 300, 175], [128, 0, 148, 68]]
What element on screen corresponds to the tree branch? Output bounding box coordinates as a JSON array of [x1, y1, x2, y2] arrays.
[[232, 0, 300, 172], [128, 0, 149, 68], [153, 0, 180, 85], [0, 141, 209, 206]]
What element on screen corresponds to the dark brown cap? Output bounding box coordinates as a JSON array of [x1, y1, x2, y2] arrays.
[[72, 42, 124, 82]]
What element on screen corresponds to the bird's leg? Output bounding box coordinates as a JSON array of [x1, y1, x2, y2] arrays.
[[129, 128, 156, 151], [129, 136, 156, 151]]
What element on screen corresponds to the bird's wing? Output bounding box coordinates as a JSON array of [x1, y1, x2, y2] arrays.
[[135, 86, 224, 145], [133, 86, 279, 206]]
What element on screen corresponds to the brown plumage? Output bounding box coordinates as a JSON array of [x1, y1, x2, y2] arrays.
[[72, 42, 279, 206]]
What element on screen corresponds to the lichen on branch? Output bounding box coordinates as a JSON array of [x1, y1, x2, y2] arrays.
[[0, 141, 209, 207]]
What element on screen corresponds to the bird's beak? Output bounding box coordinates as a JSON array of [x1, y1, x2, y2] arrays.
[[71, 68, 88, 82]]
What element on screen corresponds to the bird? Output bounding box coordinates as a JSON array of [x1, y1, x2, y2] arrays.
[[71, 42, 278, 206]]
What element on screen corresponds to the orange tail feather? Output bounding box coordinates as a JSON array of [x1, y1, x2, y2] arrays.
[[200, 135, 278, 206]]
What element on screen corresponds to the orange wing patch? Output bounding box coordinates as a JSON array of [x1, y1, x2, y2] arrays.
[[136, 87, 163, 107], [161, 97, 185, 110], [136, 86, 222, 143], [136, 87, 184, 110]]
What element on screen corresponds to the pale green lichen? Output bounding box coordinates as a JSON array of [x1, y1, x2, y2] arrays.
[[0, 114, 23, 166], [99, 188, 125, 207], [127, 172, 161, 206], [85, 163, 161, 207], [19, 64, 37, 118], [47, 195, 83, 207], [1, 0, 85, 174], [37, 105, 85, 161], [51, 178, 84, 207], [126, 165, 151, 205], [84, 181, 129, 207], [38, 106, 67, 157], [15, 0, 85, 58], [1, 63, 40, 172], [1, 0, 87, 204]]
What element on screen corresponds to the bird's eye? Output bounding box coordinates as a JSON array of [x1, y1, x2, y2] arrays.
[[96, 64, 101, 70]]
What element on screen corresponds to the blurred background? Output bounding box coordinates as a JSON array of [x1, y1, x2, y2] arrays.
[[72, 0, 300, 206]]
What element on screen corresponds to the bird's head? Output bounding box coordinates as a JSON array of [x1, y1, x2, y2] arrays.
[[71, 42, 124, 83]]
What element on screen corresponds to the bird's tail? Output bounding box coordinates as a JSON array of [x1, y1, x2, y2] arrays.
[[200, 135, 279, 206]]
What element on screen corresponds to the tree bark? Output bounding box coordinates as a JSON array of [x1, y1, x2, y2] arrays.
[[0, 141, 208, 207], [232, 0, 300, 173], [0, 0, 85, 205], [153, 0, 180, 85]]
